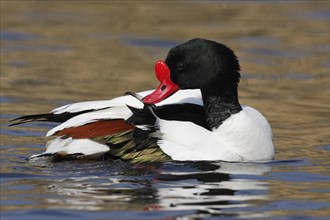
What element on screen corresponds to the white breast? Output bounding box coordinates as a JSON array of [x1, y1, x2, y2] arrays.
[[214, 106, 274, 161]]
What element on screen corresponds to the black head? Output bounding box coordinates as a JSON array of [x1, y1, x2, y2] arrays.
[[165, 38, 241, 90]]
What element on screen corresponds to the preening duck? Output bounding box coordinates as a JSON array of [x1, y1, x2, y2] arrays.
[[11, 38, 274, 162]]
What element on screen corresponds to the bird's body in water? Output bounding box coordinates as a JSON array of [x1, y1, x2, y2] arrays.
[[11, 38, 274, 163]]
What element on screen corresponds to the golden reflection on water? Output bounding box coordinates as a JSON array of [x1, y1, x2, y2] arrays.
[[1, 1, 329, 218]]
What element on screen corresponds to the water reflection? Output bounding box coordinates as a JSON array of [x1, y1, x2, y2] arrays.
[[21, 161, 272, 218], [155, 162, 271, 215]]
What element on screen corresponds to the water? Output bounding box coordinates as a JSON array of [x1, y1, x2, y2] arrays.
[[1, 1, 329, 219]]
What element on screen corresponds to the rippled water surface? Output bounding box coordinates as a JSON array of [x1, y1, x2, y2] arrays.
[[1, 1, 329, 219]]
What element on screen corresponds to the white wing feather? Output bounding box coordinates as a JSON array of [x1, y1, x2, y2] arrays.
[[47, 90, 203, 137]]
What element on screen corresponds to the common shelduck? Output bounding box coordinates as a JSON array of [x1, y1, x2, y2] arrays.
[[10, 38, 274, 162]]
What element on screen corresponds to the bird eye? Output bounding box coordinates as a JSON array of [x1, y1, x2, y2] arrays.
[[176, 63, 185, 71]]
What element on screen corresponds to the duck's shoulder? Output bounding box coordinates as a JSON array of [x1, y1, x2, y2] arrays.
[[235, 105, 269, 124], [215, 105, 271, 134], [241, 105, 271, 128]]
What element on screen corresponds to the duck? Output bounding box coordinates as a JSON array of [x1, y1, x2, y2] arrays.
[[10, 38, 274, 162]]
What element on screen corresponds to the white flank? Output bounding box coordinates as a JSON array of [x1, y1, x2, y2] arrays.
[[156, 106, 274, 162], [156, 119, 243, 161], [30, 137, 110, 159]]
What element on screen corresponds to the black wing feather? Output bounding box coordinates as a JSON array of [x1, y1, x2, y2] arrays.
[[9, 109, 94, 126]]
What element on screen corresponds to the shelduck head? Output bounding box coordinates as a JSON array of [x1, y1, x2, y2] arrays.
[[143, 38, 241, 104]]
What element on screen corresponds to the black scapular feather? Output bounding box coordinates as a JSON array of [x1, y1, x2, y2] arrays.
[[9, 109, 94, 126], [126, 103, 210, 131]]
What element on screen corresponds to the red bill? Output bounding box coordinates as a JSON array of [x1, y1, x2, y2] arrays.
[[143, 60, 179, 104]]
